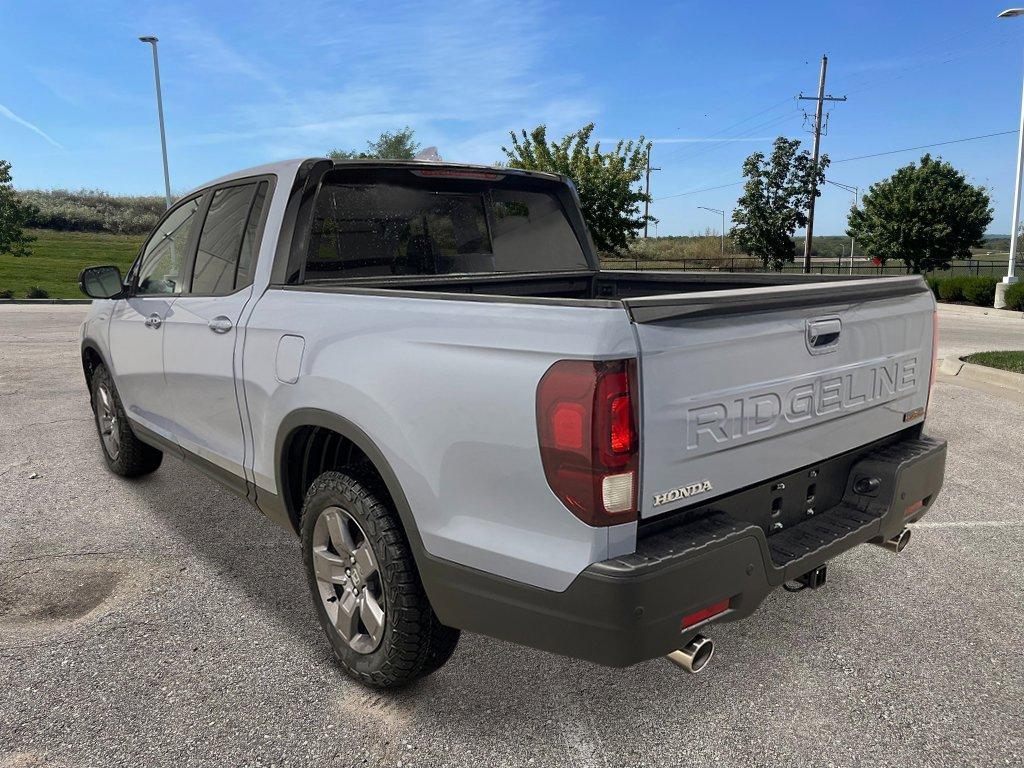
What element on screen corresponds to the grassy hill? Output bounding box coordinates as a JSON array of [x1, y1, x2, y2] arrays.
[[0, 229, 143, 299]]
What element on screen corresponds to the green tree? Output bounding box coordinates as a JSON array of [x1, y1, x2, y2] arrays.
[[0, 160, 35, 258], [501, 123, 651, 253], [730, 137, 827, 270], [328, 126, 420, 160], [848, 154, 992, 273]]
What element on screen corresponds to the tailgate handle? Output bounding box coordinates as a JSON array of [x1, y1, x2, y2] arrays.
[[806, 318, 841, 354]]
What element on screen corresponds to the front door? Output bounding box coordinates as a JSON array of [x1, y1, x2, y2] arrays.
[[163, 180, 270, 488], [107, 195, 203, 441]]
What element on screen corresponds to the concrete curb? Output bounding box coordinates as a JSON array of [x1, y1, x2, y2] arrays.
[[936, 302, 1024, 320], [939, 355, 1024, 391]]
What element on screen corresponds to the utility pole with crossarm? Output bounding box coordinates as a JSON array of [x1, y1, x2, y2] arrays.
[[643, 147, 660, 238], [798, 55, 846, 273]]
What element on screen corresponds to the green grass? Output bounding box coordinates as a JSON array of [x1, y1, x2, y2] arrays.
[[0, 229, 143, 299], [963, 351, 1024, 374]]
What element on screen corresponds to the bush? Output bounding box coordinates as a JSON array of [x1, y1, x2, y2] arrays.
[[0, 288, 12, 298], [936, 275, 969, 302], [932, 275, 1001, 306], [962, 276, 998, 306], [1005, 281, 1024, 311], [18, 188, 166, 235], [26, 286, 49, 298]]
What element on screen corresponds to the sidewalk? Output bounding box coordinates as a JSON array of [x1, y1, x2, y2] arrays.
[[937, 302, 1023, 320]]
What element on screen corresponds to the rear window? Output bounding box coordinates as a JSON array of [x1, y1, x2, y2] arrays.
[[305, 170, 588, 279]]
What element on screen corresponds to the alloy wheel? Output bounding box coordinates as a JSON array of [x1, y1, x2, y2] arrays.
[[311, 506, 386, 654], [96, 383, 121, 460]]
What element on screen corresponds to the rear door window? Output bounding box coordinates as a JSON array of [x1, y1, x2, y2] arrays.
[[191, 181, 268, 295]]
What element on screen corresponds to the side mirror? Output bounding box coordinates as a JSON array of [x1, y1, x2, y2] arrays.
[[79, 265, 125, 299]]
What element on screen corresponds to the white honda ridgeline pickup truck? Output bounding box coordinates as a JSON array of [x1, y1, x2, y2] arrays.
[[79, 159, 946, 687]]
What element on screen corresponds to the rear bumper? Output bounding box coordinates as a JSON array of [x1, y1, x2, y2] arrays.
[[422, 433, 946, 667]]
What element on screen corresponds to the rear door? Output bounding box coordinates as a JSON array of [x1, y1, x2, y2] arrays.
[[107, 195, 203, 440], [162, 178, 271, 490], [624, 279, 936, 520]]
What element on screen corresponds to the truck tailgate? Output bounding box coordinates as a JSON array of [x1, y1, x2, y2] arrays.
[[623, 277, 936, 520]]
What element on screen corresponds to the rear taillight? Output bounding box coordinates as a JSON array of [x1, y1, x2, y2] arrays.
[[926, 309, 939, 416], [536, 359, 639, 526]]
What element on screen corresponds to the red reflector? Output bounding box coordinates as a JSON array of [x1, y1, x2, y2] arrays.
[[905, 499, 925, 518], [411, 168, 505, 180], [552, 402, 585, 450], [681, 598, 730, 630], [610, 394, 633, 453]]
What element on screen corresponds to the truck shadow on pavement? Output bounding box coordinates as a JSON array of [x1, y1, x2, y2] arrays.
[[131, 453, 831, 712]]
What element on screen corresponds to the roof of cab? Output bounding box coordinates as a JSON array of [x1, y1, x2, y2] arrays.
[[184, 158, 568, 198]]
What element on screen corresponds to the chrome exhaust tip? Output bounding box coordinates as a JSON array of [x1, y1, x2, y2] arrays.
[[873, 527, 912, 553], [666, 635, 714, 673]]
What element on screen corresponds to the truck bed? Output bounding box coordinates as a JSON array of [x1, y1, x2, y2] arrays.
[[285, 268, 935, 524], [296, 268, 921, 304]]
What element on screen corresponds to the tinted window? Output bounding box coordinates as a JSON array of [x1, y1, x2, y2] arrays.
[[236, 181, 268, 287], [306, 174, 587, 279], [191, 183, 259, 295], [136, 197, 202, 295]]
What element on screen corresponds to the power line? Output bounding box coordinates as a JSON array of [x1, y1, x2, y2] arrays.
[[660, 109, 802, 168], [654, 181, 744, 201], [656, 97, 797, 166], [833, 130, 1018, 163], [653, 129, 1021, 200]]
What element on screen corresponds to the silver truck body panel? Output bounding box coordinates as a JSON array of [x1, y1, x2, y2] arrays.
[[634, 291, 934, 518], [241, 288, 639, 591]]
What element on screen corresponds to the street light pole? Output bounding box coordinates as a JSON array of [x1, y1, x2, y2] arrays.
[[139, 35, 172, 209], [997, 9, 1024, 307], [697, 206, 726, 256]]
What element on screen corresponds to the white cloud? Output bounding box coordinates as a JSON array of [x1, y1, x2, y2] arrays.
[[0, 103, 63, 149], [150, 0, 598, 163]]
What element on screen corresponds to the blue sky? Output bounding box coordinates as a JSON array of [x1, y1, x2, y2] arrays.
[[2, 0, 1024, 236]]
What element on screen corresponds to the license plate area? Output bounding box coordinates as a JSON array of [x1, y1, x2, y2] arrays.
[[638, 429, 914, 539]]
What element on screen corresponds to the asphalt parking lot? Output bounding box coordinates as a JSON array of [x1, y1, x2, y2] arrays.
[[1, 304, 1022, 768]]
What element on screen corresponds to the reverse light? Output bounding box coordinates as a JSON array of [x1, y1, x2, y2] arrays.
[[536, 359, 639, 526], [681, 598, 731, 630]]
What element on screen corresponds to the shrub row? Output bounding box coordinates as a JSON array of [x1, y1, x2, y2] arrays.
[[927, 275, 998, 306], [1004, 281, 1024, 311], [927, 275, 1024, 310], [18, 188, 166, 235], [0, 287, 49, 299]]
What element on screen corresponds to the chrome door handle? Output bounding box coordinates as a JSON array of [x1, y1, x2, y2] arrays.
[[144, 313, 162, 329], [806, 317, 841, 355], [208, 316, 233, 334]]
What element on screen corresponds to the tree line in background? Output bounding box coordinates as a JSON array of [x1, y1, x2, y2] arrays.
[[0, 125, 997, 275]]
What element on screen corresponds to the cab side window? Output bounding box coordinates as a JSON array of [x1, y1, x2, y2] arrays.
[[191, 181, 268, 295], [136, 197, 202, 295]]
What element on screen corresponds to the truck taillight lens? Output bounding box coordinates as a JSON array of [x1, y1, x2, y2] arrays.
[[536, 359, 639, 526]]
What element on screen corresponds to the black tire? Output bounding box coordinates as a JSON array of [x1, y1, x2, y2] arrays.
[[90, 364, 163, 478], [300, 471, 460, 688]]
